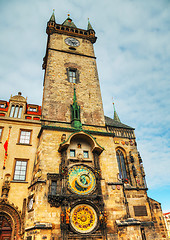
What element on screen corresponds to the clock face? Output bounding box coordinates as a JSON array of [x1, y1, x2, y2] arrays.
[[70, 204, 98, 233], [65, 37, 80, 47], [67, 165, 96, 195]]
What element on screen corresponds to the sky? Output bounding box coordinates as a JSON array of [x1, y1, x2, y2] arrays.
[[0, 0, 170, 211]]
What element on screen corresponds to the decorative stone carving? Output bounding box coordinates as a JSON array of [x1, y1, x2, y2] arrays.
[[1, 174, 11, 198]]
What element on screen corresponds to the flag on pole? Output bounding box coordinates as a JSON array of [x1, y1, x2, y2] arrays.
[[4, 139, 8, 152], [3, 127, 11, 169]]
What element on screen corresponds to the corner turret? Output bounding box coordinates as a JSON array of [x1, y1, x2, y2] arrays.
[[49, 9, 55, 22], [87, 18, 94, 30]]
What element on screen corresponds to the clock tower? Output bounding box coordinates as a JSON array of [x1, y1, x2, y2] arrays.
[[42, 13, 105, 127], [24, 13, 168, 240]]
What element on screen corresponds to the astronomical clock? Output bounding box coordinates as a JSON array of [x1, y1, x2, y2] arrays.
[[48, 132, 107, 239]]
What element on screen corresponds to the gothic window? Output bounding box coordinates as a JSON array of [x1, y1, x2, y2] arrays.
[[9, 105, 23, 118], [116, 149, 128, 180], [67, 68, 79, 83], [19, 130, 32, 144], [13, 160, 27, 181]]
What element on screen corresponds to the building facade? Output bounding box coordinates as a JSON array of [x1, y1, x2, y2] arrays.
[[0, 13, 168, 240], [164, 212, 170, 239]]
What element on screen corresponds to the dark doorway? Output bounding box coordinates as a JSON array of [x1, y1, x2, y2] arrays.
[[0, 216, 12, 240]]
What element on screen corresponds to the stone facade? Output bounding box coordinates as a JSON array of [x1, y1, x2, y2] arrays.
[[0, 14, 168, 240]]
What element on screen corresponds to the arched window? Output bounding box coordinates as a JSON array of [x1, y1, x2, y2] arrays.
[[116, 149, 127, 180]]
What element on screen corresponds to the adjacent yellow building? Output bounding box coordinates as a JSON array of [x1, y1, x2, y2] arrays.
[[164, 212, 170, 239], [0, 13, 168, 240]]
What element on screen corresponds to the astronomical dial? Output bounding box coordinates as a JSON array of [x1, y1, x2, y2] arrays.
[[67, 165, 96, 195], [70, 204, 98, 233], [65, 37, 80, 47]]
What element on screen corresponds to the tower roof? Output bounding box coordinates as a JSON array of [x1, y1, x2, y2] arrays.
[[62, 14, 77, 28], [105, 116, 134, 130], [113, 102, 121, 122], [46, 13, 97, 44], [104, 101, 134, 129]]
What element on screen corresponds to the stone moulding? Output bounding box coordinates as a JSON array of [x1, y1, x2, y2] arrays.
[[38, 125, 114, 139], [116, 218, 141, 226], [25, 223, 52, 231]]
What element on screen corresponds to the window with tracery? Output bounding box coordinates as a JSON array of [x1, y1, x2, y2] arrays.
[[116, 149, 128, 180]]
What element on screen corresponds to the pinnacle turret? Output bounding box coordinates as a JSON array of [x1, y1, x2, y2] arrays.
[[87, 18, 94, 30], [49, 10, 55, 22]]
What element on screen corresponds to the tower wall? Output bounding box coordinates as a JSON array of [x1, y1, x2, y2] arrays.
[[42, 33, 105, 126]]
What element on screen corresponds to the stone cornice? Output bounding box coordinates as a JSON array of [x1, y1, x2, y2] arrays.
[[48, 47, 96, 59], [38, 125, 114, 139]]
